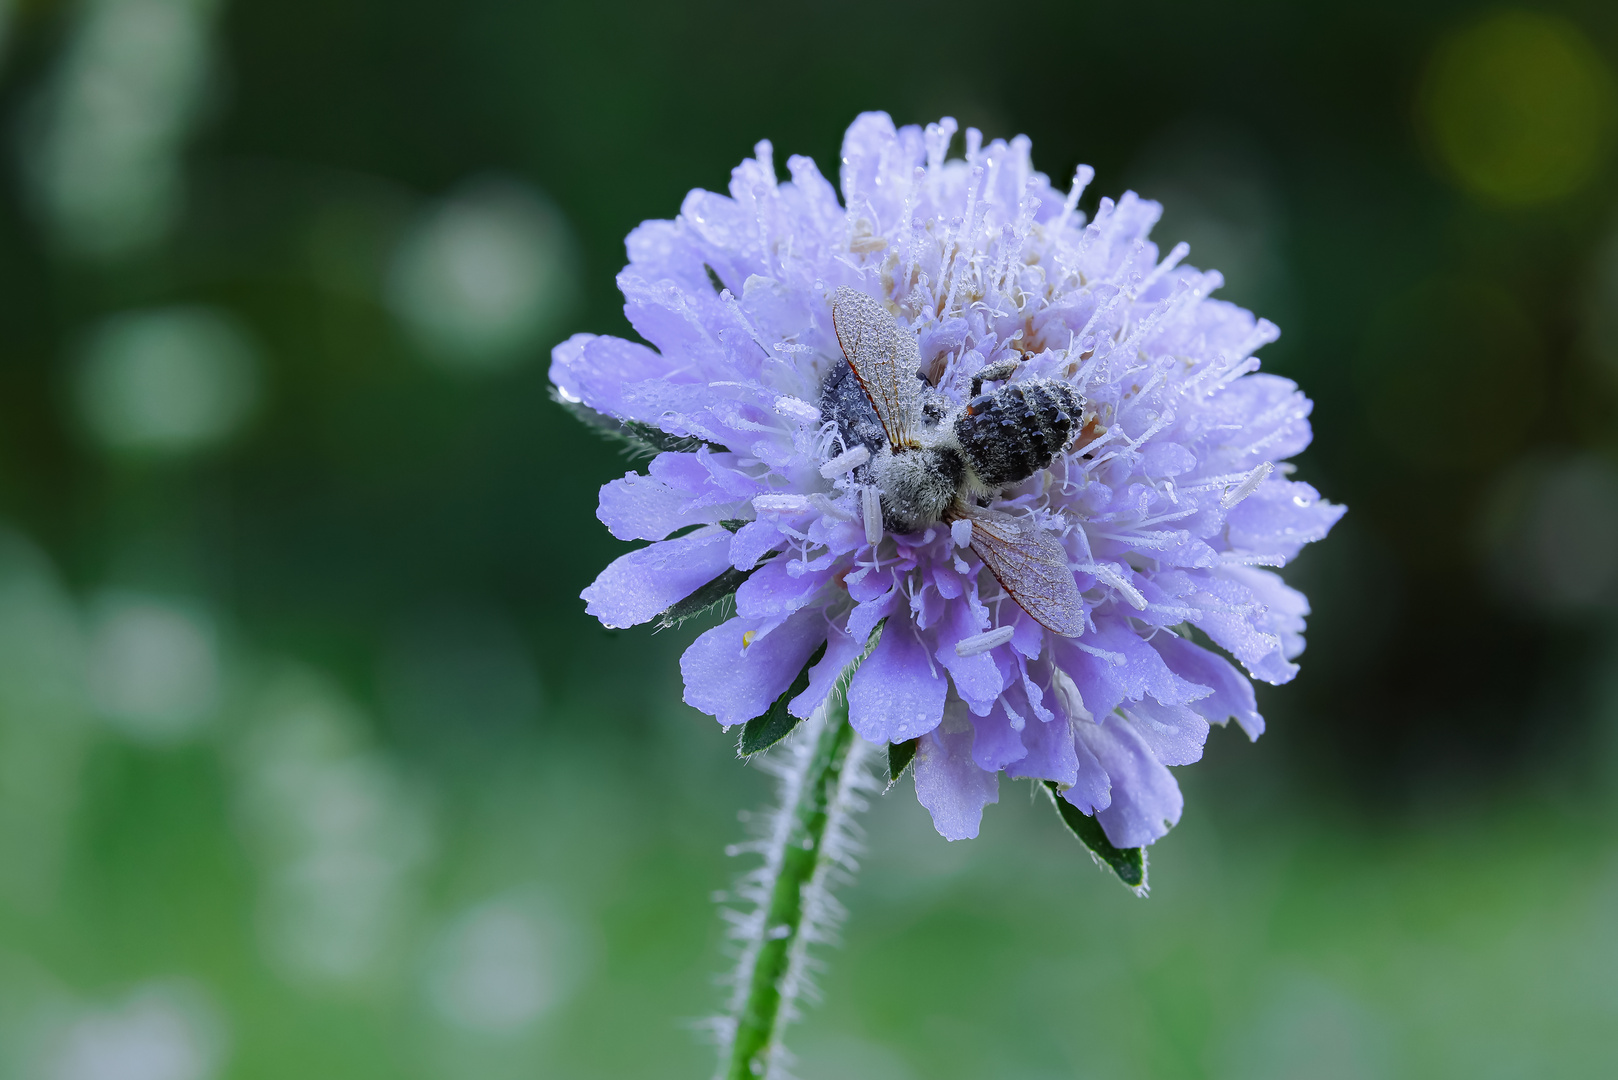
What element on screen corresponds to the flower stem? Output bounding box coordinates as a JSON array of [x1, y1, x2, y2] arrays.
[[724, 704, 858, 1080]]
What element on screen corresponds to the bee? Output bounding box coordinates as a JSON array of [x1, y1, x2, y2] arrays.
[[823, 286, 1085, 637]]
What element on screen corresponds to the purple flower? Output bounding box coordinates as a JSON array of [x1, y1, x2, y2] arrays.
[[553, 113, 1343, 851]]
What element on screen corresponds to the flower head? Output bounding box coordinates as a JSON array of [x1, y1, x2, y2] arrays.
[[553, 113, 1343, 850]]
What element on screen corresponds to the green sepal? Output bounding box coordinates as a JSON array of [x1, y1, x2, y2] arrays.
[[886, 738, 918, 786], [651, 551, 776, 632], [662, 519, 751, 542], [737, 642, 828, 756], [1041, 780, 1147, 893], [550, 389, 729, 459]]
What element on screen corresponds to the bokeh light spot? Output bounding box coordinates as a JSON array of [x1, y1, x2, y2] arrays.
[[233, 668, 434, 987], [76, 307, 261, 457], [86, 592, 220, 744], [385, 178, 577, 373], [29, 0, 221, 259], [1419, 11, 1618, 206], [425, 898, 577, 1034], [39, 982, 225, 1080]]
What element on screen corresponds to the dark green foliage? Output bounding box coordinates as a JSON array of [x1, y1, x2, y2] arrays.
[[662, 519, 750, 541], [1042, 780, 1147, 892], [737, 642, 827, 756], [651, 553, 775, 631]]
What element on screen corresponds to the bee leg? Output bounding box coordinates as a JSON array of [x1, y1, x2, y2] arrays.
[[970, 358, 1021, 398]]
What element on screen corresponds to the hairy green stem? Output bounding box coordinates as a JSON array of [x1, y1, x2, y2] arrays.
[[725, 705, 856, 1079]]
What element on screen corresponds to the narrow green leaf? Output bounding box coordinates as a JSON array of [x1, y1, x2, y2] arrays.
[[550, 389, 729, 458], [1041, 780, 1147, 892], [738, 643, 827, 756], [651, 551, 776, 632], [887, 738, 918, 785], [662, 519, 752, 542]]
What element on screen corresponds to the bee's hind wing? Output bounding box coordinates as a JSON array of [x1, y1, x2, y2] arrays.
[[957, 504, 1085, 638], [831, 286, 921, 449]]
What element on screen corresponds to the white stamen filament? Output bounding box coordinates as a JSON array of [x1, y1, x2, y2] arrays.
[[950, 518, 973, 549], [1088, 563, 1148, 610], [1054, 163, 1094, 241], [954, 626, 1014, 657], [1220, 461, 1274, 510], [861, 487, 883, 547], [819, 445, 870, 478], [1137, 241, 1190, 296], [808, 493, 852, 521]]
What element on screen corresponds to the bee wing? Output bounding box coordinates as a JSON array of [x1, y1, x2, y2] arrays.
[[831, 286, 921, 449], [958, 504, 1085, 637]]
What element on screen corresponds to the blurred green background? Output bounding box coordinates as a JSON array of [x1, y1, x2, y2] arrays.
[[0, 0, 1616, 1076]]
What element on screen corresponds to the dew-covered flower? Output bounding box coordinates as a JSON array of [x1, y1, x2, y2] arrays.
[[553, 113, 1343, 849]]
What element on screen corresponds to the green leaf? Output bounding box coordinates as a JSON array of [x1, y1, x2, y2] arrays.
[[662, 519, 751, 542], [886, 738, 918, 785], [1041, 780, 1147, 893], [550, 389, 729, 458], [737, 643, 827, 756], [651, 552, 775, 632]]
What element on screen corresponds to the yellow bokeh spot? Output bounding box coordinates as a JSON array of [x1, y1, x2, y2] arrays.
[[1419, 10, 1617, 205]]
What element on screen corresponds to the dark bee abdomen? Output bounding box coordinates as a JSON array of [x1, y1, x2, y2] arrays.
[[954, 379, 1083, 488]]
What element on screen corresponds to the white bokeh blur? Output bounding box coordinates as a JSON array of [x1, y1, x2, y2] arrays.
[[37, 981, 225, 1080], [76, 307, 261, 458], [86, 592, 221, 744], [28, 0, 221, 259], [385, 178, 577, 373], [233, 667, 434, 987], [1218, 973, 1390, 1080], [424, 896, 582, 1035]]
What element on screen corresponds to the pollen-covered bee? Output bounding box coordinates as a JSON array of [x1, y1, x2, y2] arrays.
[[821, 286, 1086, 637]]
